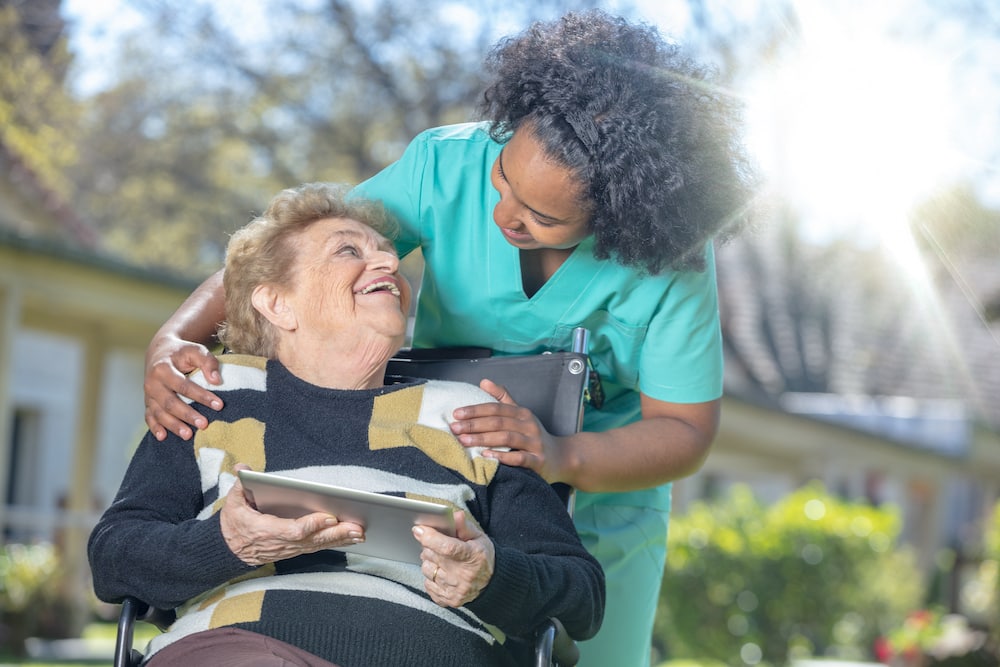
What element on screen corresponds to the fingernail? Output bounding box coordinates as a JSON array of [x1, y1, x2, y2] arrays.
[[351, 536, 364, 543], [348, 531, 362, 539], [412, 526, 424, 537], [211, 400, 223, 410], [453, 408, 467, 419]]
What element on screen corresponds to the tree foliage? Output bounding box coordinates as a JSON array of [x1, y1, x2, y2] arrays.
[[63, 0, 612, 275], [0, 0, 78, 203]]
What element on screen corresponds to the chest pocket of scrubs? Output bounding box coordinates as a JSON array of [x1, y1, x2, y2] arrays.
[[554, 311, 647, 396]]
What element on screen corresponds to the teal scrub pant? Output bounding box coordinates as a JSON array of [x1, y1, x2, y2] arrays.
[[573, 502, 670, 667]]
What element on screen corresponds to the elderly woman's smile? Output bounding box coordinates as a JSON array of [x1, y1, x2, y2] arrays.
[[355, 277, 402, 297]]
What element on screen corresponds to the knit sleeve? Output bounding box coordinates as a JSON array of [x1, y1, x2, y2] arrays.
[[87, 431, 255, 609], [464, 466, 605, 641]]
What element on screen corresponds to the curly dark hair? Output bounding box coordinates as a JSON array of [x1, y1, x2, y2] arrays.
[[480, 10, 756, 274]]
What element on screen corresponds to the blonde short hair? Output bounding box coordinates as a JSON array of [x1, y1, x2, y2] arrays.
[[218, 183, 398, 357]]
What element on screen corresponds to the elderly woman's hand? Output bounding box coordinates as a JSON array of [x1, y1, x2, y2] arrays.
[[220, 468, 365, 566], [413, 511, 495, 608]]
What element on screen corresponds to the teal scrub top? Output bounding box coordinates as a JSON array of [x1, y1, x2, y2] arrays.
[[355, 123, 723, 512]]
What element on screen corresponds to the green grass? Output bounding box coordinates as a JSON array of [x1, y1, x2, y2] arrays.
[[0, 657, 99, 667], [0, 622, 160, 666]]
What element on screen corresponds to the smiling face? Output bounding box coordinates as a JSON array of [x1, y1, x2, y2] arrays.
[[490, 124, 592, 250], [291, 217, 411, 340], [254, 217, 412, 386]]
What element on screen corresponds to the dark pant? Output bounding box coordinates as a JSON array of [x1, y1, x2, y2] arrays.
[[145, 627, 342, 667]]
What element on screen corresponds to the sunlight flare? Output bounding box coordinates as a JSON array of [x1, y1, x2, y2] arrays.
[[744, 3, 962, 244]]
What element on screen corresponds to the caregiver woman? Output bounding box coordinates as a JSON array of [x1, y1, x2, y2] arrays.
[[140, 10, 755, 666]]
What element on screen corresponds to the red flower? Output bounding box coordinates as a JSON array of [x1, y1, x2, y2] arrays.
[[874, 636, 894, 663]]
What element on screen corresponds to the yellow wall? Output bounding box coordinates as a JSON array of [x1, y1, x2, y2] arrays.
[[0, 236, 202, 630]]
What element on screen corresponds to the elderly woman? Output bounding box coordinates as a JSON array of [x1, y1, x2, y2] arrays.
[[88, 183, 604, 667]]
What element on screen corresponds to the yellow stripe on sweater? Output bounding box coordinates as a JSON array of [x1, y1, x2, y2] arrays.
[[369, 385, 499, 486]]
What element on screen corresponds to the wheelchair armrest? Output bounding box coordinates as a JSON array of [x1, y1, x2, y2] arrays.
[[114, 597, 145, 667], [140, 605, 176, 631], [534, 617, 579, 667], [114, 596, 176, 667]]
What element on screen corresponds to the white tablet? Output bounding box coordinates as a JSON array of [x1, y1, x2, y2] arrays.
[[238, 469, 456, 565]]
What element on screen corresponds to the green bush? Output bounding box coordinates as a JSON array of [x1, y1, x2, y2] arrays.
[[0, 543, 62, 655], [655, 482, 923, 666], [970, 500, 999, 642]]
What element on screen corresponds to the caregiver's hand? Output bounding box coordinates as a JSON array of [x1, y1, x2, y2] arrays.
[[144, 334, 223, 441], [449, 378, 570, 484]]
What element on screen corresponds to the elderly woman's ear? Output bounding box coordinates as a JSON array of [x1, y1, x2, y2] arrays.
[[251, 284, 298, 332]]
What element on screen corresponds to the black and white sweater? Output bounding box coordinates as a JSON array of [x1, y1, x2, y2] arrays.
[[88, 355, 604, 667]]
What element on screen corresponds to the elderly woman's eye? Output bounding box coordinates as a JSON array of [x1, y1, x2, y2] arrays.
[[337, 244, 360, 257]]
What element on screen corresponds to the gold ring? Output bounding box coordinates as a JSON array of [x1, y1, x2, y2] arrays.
[[432, 564, 439, 582]]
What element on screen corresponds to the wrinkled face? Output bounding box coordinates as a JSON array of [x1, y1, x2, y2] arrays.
[[283, 217, 411, 347], [490, 125, 592, 250]]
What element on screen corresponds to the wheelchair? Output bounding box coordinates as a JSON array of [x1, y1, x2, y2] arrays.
[[113, 332, 592, 667]]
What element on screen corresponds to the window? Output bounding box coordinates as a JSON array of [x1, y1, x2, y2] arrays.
[[4, 407, 41, 541]]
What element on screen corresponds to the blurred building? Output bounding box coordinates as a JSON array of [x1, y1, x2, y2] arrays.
[[0, 141, 200, 630]]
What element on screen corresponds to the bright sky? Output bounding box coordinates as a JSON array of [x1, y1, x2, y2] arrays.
[[736, 0, 994, 246], [61, 0, 285, 95], [61, 0, 142, 95]]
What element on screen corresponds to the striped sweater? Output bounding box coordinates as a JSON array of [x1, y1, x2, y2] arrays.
[[88, 355, 604, 667]]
